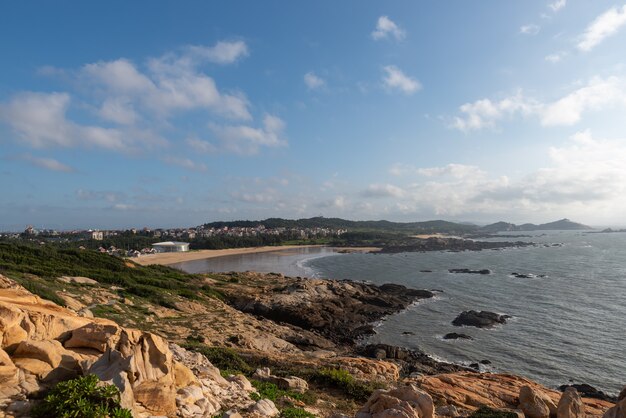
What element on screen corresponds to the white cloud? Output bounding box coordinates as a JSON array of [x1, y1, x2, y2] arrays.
[[578, 5, 626, 51], [451, 92, 539, 132], [548, 0, 566, 12], [545, 51, 567, 63], [304, 72, 325, 90], [382, 65, 421, 95], [380, 132, 626, 222], [361, 183, 405, 198], [98, 97, 138, 125], [0, 92, 139, 151], [451, 76, 626, 131], [541, 76, 626, 126], [20, 154, 74, 172], [84, 56, 252, 120], [162, 156, 207, 171], [186, 137, 217, 154], [186, 40, 249, 64], [520, 24, 541, 35], [371, 16, 406, 41], [210, 114, 287, 155]]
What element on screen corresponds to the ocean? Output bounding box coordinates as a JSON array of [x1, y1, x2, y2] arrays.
[[171, 231, 626, 395]]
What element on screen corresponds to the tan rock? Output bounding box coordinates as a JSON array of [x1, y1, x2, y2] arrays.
[[356, 384, 431, 418], [415, 373, 612, 418], [133, 379, 177, 416], [249, 399, 280, 417], [14, 340, 65, 368], [558, 387, 585, 418], [520, 385, 551, 418], [173, 361, 199, 387], [64, 323, 121, 352], [57, 276, 98, 285], [603, 391, 626, 418], [12, 357, 52, 378]]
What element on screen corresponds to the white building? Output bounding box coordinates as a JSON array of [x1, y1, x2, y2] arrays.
[[151, 241, 190, 253]]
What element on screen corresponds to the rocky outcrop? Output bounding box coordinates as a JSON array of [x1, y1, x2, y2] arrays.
[[602, 387, 626, 418], [519, 385, 554, 418], [415, 372, 613, 418], [356, 384, 434, 418], [358, 344, 467, 375], [558, 387, 586, 418], [252, 367, 308, 393], [560, 385, 617, 403], [452, 310, 510, 328], [0, 275, 255, 417], [379, 237, 533, 254], [222, 276, 433, 344]]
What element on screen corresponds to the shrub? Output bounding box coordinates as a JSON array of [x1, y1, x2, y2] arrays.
[[470, 406, 519, 418], [280, 407, 316, 418], [312, 368, 383, 402], [183, 343, 254, 375], [32, 374, 132, 418]]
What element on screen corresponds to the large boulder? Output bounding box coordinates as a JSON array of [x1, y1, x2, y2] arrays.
[[65, 323, 121, 352], [519, 385, 551, 418], [557, 387, 585, 418], [249, 399, 280, 416], [452, 310, 510, 328], [252, 367, 309, 393], [356, 384, 433, 418], [603, 387, 626, 418]]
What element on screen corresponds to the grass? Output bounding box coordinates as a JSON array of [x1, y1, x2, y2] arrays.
[[280, 407, 316, 418], [0, 242, 223, 309], [312, 368, 384, 402], [182, 342, 255, 375]]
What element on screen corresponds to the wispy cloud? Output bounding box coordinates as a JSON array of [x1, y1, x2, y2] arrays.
[[304, 72, 325, 90], [18, 154, 74, 172], [545, 51, 567, 63], [520, 24, 540, 35], [210, 114, 287, 155], [360, 183, 405, 198], [451, 92, 539, 132], [382, 65, 421, 95], [548, 0, 566, 12], [186, 40, 249, 64], [162, 156, 207, 171], [371, 16, 406, 41], [578, 5, 626, 51]]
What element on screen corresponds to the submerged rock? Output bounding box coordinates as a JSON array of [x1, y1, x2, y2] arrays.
[[443, 333, 474, 340], [449, 268, 492, 274], [452, 310, 510, 328]]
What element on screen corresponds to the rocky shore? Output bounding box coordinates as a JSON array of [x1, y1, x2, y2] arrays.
[[0, 269, 622, 418], [378, 237, 533, 254]]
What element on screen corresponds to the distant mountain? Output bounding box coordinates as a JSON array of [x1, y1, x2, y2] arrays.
[[203, 217, 479, 234], [481, 218, 591, 232]]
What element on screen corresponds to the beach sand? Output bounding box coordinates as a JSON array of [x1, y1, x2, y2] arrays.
[[132, 245, 381, 266]]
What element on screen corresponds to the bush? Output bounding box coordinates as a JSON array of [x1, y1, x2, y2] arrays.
[[470, 406, 519, 418], [280, 407, 316, 418], [312, 368, 383, 401], [183, 343, 254, 375], [32, 374, 132, 418]]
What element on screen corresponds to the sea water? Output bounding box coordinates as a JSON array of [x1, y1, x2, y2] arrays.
[[173, 231, 626, 395]]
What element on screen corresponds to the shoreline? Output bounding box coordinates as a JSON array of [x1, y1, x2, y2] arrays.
[[132, 245, 381, 266]]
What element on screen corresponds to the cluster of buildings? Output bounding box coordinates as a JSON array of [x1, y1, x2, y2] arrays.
[[193, 225, 347, 239]]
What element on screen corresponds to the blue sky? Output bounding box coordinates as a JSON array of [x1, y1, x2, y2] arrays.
[[2, 1, 626, 230]]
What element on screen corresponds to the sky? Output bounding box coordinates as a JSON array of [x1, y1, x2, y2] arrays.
[[1, 1, 626, 230]]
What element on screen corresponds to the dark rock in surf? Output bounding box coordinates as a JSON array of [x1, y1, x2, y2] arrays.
[[443, 333, 474, 340], [452, 310, 510, 328], [449, 268, 492, 275], [558, 384, 617, 403]]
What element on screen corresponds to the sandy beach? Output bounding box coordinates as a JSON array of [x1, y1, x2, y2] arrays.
[[132, 245, 381, 266]]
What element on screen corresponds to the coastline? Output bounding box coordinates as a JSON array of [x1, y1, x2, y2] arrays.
[[132, 245, 381, 266]]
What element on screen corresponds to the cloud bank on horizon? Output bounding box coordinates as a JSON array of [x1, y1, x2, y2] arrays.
[[1, 1, 626, 229]]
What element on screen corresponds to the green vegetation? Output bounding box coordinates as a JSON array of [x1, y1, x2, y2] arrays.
[[32, 374, 132, 418], [470, 406, 519, 418], [204, 216, 478, 234], [280, 407, 316, 418], [0, 243, 222, 308], [182, 342, 255, 375], [312, 368, 384, 402]]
